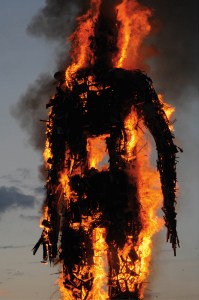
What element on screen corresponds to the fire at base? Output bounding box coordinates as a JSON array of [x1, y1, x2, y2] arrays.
[[32, 1, 181, 299]]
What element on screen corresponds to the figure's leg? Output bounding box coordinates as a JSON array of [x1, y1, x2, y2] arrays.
[[60, 225, 94, 299], [106, 127, 142, 299]]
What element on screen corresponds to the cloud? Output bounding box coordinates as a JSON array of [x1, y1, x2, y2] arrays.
[[33, 186, 45, 195], [0, 186, 36, 216], [0, 245, 27, 249], [0, 168, 31, 185]]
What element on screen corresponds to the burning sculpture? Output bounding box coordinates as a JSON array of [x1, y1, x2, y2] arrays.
[[33, 1, 180, 299]]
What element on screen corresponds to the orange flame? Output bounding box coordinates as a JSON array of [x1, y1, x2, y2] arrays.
[[66, 0, 102, 83], [114, 0, 152, 69], [40, 206, 49, 229], [117, 110, 164, 297], [158, 93, 175, 130], [58, 272, 74, 300], [87, 134, 109, 170], [135, 129, 164, 297], [91, 228, 108, 300], [43, 139, 52, 165], [124, 108, 138, 160], [87, 136, 109, 299], [59, 171, 71, 200], [43, 108, 53, 166]]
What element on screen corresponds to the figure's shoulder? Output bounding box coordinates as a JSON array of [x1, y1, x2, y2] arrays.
[[95, 68, 153, 97]]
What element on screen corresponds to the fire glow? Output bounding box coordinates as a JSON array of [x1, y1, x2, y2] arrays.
[[33, 0, 180, 299]]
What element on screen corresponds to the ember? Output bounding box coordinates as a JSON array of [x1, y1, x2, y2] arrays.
[[33, 1, 180, 299]]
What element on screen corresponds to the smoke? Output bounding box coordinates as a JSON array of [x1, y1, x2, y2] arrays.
[[12, 0, 91, 153], [11, 74, 55, 151], [27, 0, 91, 67], [139, 0, 198, 100], [27, 0, 89, 42]]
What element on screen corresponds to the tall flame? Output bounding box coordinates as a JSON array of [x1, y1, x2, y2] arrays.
[[91, 228, 108, 300], [87, 136, 109, 299], [114, 0, 152, 69], [135, 128, 164, 297], [66, 0, 101, 83]]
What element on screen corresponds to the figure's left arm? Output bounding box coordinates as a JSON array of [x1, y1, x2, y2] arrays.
[[135, 82, 181, 255]]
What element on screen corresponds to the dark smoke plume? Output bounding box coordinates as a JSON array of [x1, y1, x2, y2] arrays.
[[27, 0, 90, 42], [140, 0, 198, 100], [11, 74, 55, 150], [12, 0, 91, 152]]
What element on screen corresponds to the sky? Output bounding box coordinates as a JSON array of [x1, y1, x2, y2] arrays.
[[0, 1, 198, 300]]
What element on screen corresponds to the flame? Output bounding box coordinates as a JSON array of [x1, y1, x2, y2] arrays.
[[59, 170, 72, 212], [87, 134, 109, 170], [158, 93, 175, 130], [91, 228, 108, 300], [135, 130, 164, 297], [114, 0, 152, 69], [87, 136, 109, 299], [124, 108, 138, 160], [66, 0, 102, 83], [43, 139, 52, 165], [43, 108, 53, 166], [117, 111, 164, 297], [58, 272, 74, 300], [40, 206, 49, 229]]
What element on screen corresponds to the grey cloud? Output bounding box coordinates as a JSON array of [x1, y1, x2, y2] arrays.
[[0, 168, 31, 185], [0, 186, 36, 215], [16, 168, 31, 179], [33, 186, 45, 195]]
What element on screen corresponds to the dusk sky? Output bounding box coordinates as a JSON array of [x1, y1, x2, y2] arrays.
[[0, 1, 198, 300]]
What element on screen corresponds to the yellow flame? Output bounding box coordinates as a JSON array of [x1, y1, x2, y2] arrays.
[[66, 0, 102, 84], [58, 272, 73, 300], [91, 228, 108, 300], [59, 171, 71, 201], [158, 93, 175, 130], [114, 0, 152, 69], [135, 125, 164, 297], [43, 139, 52, 165], [87, 134, 109, 170], [124, 108, 138, 160]]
